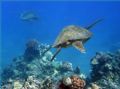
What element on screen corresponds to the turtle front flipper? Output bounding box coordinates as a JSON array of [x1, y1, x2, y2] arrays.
[[72, 41, 86, 53]]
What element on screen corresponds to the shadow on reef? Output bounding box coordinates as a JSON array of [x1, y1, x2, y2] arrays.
[[1, 39, 120, 89]]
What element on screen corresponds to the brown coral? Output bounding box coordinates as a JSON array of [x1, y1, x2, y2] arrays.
[[70, 75, 85, 89], [59, 75, 86, 89]]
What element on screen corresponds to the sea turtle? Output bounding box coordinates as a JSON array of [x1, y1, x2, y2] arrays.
[[42, 19, 102, 61], [20, 11, 38, 21]]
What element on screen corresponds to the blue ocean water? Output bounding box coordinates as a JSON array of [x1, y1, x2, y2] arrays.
[[1, 1, 120, 75]]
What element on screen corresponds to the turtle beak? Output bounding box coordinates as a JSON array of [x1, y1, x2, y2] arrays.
[[51, 47, 61, 61]]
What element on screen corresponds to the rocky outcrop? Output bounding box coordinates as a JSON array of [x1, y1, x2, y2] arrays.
[[90, 50, 120, 89]]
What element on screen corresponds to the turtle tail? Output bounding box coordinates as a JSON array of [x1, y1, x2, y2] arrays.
[[86, 19, 103, 30]]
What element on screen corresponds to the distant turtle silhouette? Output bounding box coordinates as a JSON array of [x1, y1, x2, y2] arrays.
[[20, 11, 38, 21], [42, 19, 102, 61]]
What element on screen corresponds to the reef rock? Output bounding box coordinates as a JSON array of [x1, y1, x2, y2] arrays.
[[1, 40, 84, 89], [90, 50, 120, 89], [59, 75, 86, 89], [3, 40, 120, 89], [13, 81, 23, 89]]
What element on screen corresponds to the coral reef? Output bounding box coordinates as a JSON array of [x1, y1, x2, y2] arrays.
[[59, 75, 86, 89], [22, 75, 53, 89], [59, 61, 73, 73], [90, 50, 120, 89], [1, 40, 85, 89], [13, 80, 23, 89], [1, 39, 120, 89], [86, 83, 100, 89], [70, 75, 85, 89]]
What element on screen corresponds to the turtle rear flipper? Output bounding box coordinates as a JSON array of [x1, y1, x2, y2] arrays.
[[72, 41, 86, 53], [51, 47, 61, 61], [41, 45, 52, 57]]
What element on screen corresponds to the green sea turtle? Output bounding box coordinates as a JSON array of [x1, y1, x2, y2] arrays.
[[20, 11, 38, 21], [43, 19, 102, 61]]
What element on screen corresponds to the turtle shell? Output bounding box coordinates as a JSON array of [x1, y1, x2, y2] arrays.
[[53, 25, 92, 47]]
